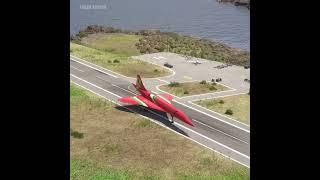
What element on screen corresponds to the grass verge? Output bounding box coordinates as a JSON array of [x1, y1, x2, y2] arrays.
[[70, 83, 249, 179], [194, 94, 250, 125], [80, 33, 142, 56], [70, 42, 171, 78], [159, 81, 230, 97]]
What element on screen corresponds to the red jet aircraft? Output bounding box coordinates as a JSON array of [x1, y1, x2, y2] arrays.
[[118, 75, 194, 126]]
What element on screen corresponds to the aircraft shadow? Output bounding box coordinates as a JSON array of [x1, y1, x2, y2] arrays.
[[115, 105, 189, 137]]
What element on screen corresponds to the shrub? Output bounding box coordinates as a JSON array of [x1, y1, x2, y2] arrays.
[[139, 47, 147, 54], [154, 69, 159, 72], [219, 100, 224, 104], [168, 82, 180, 87], [108, 60, 112, 63], [184, 90, 189, 94], [200, 80, 207, 85], [113, 59, 120, 63], [77, 31, 88, 38], [225, 109, 233, 115], [70, 129, 84, 139], [209, 86, 217, 91]]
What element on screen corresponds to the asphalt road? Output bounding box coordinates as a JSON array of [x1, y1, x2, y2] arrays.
[[70, 58, 250, 167]]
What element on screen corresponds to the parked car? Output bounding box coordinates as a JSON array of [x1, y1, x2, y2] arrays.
[[164, 62, 173, 68], [216, 78, 222, 82], [244, 65, 250, 69]]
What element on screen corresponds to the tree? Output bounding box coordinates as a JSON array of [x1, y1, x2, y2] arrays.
[[200, 80, 207, 85]]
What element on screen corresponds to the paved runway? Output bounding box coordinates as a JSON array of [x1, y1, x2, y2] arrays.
[[70, 57, 250, 167]]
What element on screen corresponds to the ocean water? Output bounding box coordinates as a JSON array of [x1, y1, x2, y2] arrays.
[[71, 0, 249, 50]]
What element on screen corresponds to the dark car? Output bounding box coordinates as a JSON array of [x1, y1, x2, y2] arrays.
[[244, 65, 250, 69], [164, 62, 173, 68]]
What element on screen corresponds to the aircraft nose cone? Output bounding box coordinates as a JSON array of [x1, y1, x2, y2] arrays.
[[175, 111, 194, 127], [185, 118, 194, 127]]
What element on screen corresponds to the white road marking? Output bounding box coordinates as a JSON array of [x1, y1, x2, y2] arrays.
[[95, 76, 109, 82], [157, 78, 170, 84], [174, 79, 199, 83], [172, 99, 250, 133], [70, 74, 121, 98], [70, 65, 84, 72], [153, 56, 166, 60], [183, 76, 193, 80], [189, 92, 248, 102], [143, 107, 250, 159], [192, 118, 249, 145], [111, 84, 136, 95], [173, 122, 249, 159], [179, 89, 236, 99], [70, 56, 118, 78], [71, 80, 249, 168], [215, 81, 237, 91]]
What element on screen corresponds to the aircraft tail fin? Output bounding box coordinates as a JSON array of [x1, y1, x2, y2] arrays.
[[134, 75, 147, 91]]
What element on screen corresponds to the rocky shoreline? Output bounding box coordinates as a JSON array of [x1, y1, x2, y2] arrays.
[[217, 0, 250, 9], [71, 25, 250, 66]]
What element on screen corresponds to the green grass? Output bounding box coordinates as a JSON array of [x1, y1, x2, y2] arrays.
[[70, 42, 171, 78], [168, 81, 180, 87], [194, 94, 250, 125], [71, 159, 136, 180], [159, 81, 230, 97], [71, 159, 248, 180], [70, 83, 249, 179], [80, 33, 142, 56]]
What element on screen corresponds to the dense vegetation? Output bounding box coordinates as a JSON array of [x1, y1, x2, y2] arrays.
[[71, 25, 250, 66], [160, 81, 229, 97]]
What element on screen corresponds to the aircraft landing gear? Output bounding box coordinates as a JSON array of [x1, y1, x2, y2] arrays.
[[169, 114, 174, 123]]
